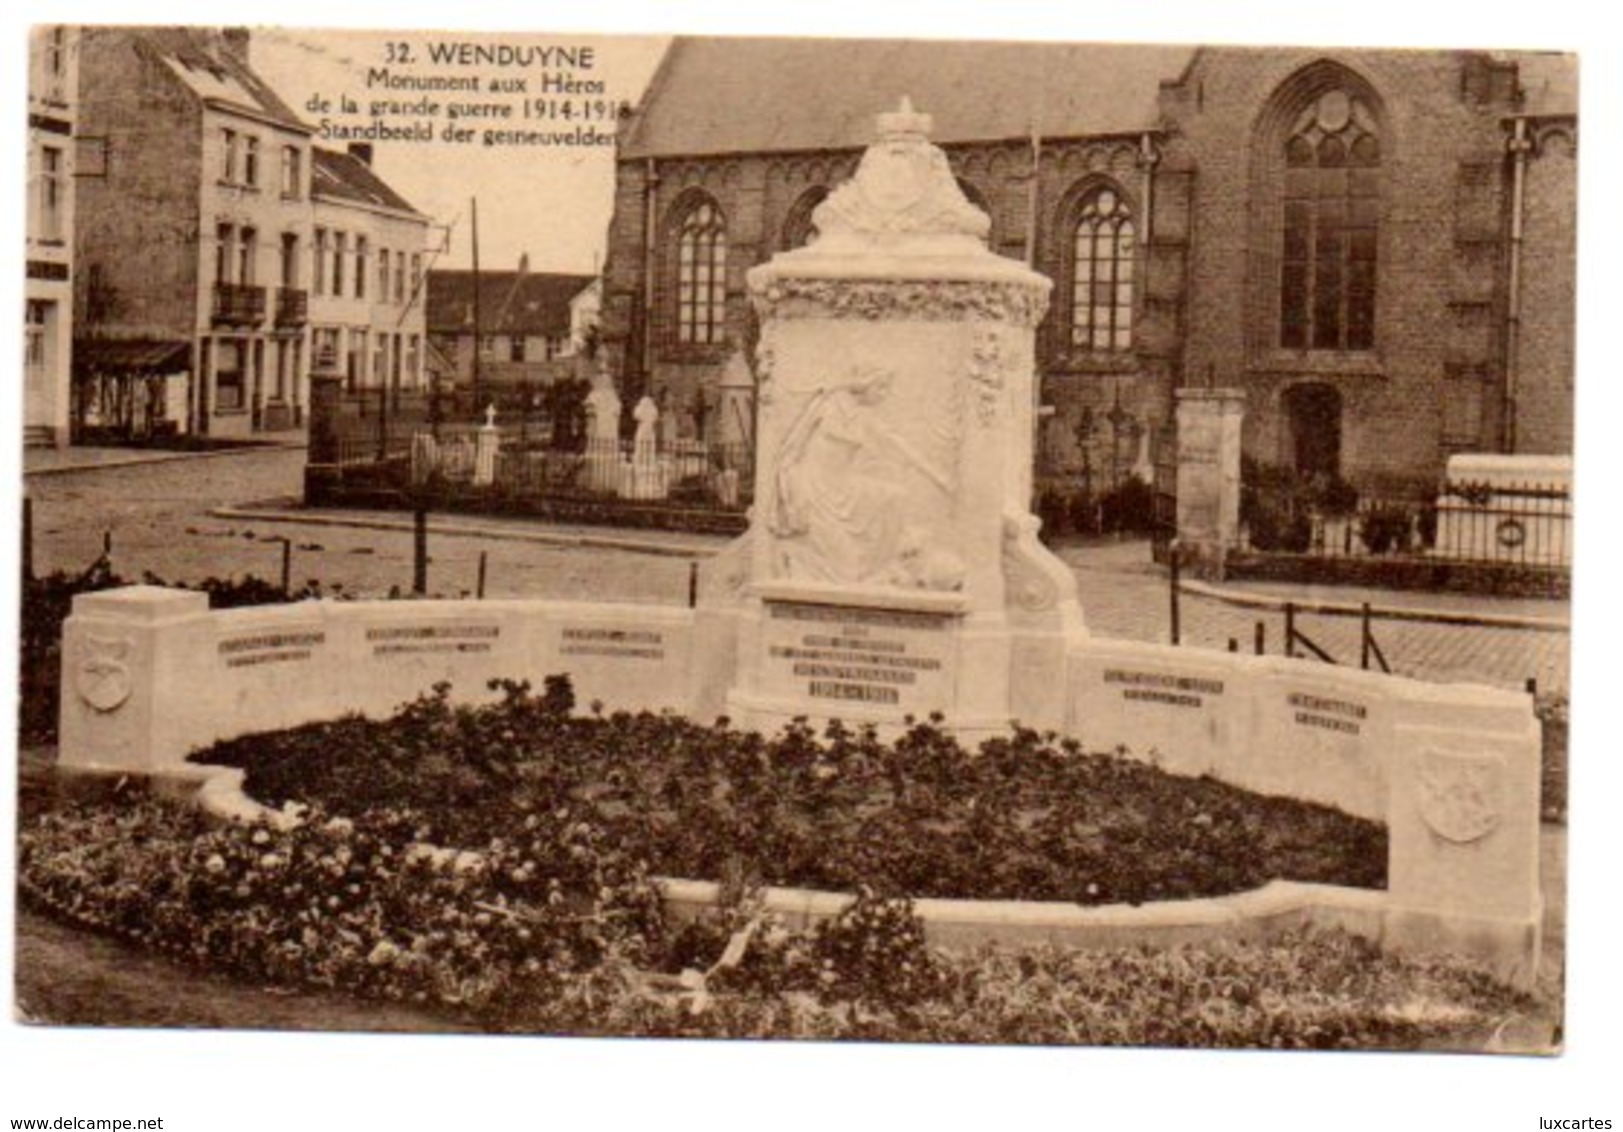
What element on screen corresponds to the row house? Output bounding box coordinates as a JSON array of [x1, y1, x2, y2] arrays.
[[72, 27, 428, 440], [601, 40, 1577, 494], [309, 143, 431, 412], [25, 25, 77, 448]]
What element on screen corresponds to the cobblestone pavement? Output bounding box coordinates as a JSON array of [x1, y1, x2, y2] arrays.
[[23, 448, 1570, 693], [24, 447, 695, 607], [1056, 540, 1570, 694]]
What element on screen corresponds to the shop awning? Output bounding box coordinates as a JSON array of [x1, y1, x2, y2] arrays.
[[74, 339, 190, 376]]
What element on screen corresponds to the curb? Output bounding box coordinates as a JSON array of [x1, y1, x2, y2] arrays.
[[1179, 579, 1570, 634], [210, 502, 727, 560], [25, 441, 308, 480]]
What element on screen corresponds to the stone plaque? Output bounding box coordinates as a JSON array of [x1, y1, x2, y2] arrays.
[[1287, 690, 1367, 736], [367, 623, 500, 658], [559, 626, 666, 661], [1103, 667, 1225, 710], [759, 600, 956, 712], [217, 629, 325, 669]]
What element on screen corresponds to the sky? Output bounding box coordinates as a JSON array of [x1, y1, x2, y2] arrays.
[[249, 28, 669, 275], [4, 3, 1622, 1131]]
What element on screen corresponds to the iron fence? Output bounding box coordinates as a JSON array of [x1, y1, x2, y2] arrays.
[[1241, 479, 1571, 571], [330, 427, 755, 515]]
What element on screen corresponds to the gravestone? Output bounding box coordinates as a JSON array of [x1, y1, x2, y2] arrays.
[[702, 98, 1084, 735], [625, 395, 668, 500], [473, 404, 500, 487], [583, 363, 623, 493]]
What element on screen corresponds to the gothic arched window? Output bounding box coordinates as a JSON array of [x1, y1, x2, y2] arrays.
[[781, 186, 829, 250], [1069, 185, 1136, 353], [674, 197, 727, 345], [1280, 88, 1380, 351]]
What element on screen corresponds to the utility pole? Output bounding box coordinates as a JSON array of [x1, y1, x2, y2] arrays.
[[470, 196, 482, 412]]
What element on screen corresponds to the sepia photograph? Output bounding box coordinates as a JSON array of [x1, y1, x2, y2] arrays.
[[5, 3, 1616, 1129]]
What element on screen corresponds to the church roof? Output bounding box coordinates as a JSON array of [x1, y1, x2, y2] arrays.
[[619, 37, 1196, 158]]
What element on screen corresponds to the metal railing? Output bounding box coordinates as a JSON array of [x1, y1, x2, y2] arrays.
[[331, 427, 756, 516], [1241, 479, 1571, 571], [211, 282, 267, 327]]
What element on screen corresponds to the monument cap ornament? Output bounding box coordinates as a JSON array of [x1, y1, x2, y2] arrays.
[[805, 96, 991, 251]]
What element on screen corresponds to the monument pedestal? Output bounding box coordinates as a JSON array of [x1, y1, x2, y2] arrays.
[[702, 99, 1084, 737], [726, 583, 1022, 737]]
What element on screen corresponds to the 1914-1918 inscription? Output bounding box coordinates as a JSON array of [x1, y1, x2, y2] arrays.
[[762, 601, 953, 709]]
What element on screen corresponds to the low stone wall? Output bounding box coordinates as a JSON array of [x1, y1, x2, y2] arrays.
[[59, 585, 1542, 986], [60, 587, 707, 771], [1067, 637, 1542, 984]]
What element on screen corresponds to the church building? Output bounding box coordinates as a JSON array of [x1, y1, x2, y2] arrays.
[[598, 39, 1576, 496]]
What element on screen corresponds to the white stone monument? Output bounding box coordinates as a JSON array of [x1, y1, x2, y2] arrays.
[[473, 403, 500, 487], [583, 364, 624, 493], [701, 98, 1084, 735], [625, 394, 669, 500], [1435, 453, 1572, 567]]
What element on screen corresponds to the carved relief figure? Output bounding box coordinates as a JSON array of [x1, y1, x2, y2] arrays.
[[769, 364, 962, 589]]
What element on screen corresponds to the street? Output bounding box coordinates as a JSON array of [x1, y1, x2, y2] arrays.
[[23, 445, 1569, 694], [24, 447, 694, 607]]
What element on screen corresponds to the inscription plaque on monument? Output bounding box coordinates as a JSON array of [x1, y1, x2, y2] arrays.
[[1287, 690, 1367, 736], [218, 630, 325, 669], [759, 600, 956, 712], [560, 626, 667, 660], [366, 624, 500, 658]]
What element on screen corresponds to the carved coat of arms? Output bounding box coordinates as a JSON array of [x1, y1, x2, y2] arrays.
[[1416, 747, 1504, 844], [75, 634, 134, 713]]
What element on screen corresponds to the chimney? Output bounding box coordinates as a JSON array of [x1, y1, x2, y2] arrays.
[[518, 252, 530, 274], [219, 27, 250, 63], [347, 142, 374, 166]]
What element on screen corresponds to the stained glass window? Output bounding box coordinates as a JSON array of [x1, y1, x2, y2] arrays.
[[1071, 186, 1135, 353], [1281, 89, 1379, 351], [676, 200, 727, 345]]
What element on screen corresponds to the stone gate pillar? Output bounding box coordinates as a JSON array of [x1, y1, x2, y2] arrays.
[[303, 347, 346, 506], [1174, 387, 1245, 579]]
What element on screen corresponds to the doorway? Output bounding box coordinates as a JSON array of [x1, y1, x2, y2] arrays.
[[1282, 383, 1342, 478]]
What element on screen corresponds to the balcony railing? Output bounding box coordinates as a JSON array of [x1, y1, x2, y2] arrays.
[[212, 282, 267, 327], [275, 287, 309, 328]]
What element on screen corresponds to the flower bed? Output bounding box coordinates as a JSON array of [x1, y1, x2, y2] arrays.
[[18, 780, 1533, 1047], [195, 678, 1388, 907]]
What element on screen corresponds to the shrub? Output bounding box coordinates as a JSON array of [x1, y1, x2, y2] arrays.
[[1035, 486, 1072, 539], [1359, 503, 1415, 555], [1098, 475, 1157, 535], [1240, 462, 1361, 554]]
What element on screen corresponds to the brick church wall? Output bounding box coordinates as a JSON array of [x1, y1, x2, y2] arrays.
[[601, 46, 1574, 493]]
